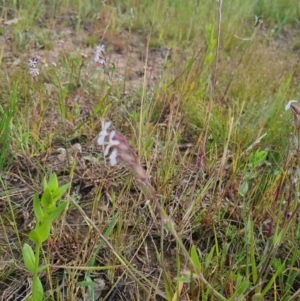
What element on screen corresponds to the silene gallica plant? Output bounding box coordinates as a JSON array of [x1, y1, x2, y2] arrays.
[[96, 122, 232, 300], [22, 173, 70, 301], [97, 121, 156, 200]]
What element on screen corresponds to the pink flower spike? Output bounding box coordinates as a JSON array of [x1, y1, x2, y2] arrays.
[[110, 132, 131, 152], [109, 149, 118, 166], [97, 121, 111, 145], [104, 130, 120, 156]]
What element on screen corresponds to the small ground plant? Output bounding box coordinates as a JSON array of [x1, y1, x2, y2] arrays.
[[22, 174, 69, 301]]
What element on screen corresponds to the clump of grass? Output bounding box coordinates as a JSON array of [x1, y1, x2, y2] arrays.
[[253, 0, 300, 31]]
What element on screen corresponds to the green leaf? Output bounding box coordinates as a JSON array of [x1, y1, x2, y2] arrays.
[[43, 176, 48, 191], [45, 201, 67, 224], [84, 275, 96, 299], [58, 183, 70, 197], [204, 245, 215, 268], [37, 220, 52, 243], [190, 245, 201, 272], [41, 186, 54, 209], [22, 243, 35, 273], [176, 276, 192, 283], [29, 229, 43, 243], [32, 277, 44, 301], [262, 258, 286, 295], [239, 181, 249, 197], [77, 280, 97, 287], [29, 221, 51, 243], [37, 264, 49, 273], [235, 276, 250, 297], [48, 173, 58, 190], [33, 193, 44, 222], [252, 293, 264, 301], [52, 183, 70, 203]]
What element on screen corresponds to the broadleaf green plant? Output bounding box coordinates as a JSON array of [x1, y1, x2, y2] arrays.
[[239, 149, 268, 197], [22, 173, 70, 301]]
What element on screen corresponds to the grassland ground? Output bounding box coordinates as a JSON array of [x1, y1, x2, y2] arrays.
[[1, 1, 300, 300]]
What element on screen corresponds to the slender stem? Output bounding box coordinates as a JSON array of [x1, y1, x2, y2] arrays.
[[32, 242, 41, 299], [138, 32, 150, 154], [298, 125, 300, 166], [212, 0, 222, 94]]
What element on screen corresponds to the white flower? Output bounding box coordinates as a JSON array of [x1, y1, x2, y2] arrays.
[[28, 56, 40, 68], [28, 59, 37, 68], [104, 130, 120, 156], [94, 54, 100, 63], [285, 100, 298, 111], [97, 121, 111, 145], [29, 68, 39, 77], [94, 44, 106, 64], [109, 149, 118, 166], [96, 44, 105, 53], [28, 56, 41, 79]]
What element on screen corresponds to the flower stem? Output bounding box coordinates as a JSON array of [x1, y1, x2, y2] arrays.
[[32, 242, 41, 300]]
